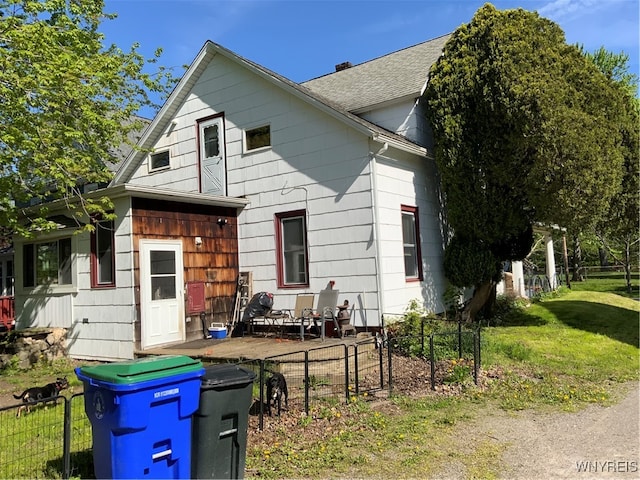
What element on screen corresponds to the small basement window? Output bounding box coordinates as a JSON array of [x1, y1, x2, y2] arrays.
[[245, 125, 271, 152], [149, 150, 170, 171]]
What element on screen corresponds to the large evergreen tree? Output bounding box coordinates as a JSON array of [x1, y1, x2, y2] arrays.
[[424, 4, 627, 320], [0, 0, 177, 236]]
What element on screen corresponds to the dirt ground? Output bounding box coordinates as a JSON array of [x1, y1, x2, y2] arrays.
[[435, 382, 640, 479]]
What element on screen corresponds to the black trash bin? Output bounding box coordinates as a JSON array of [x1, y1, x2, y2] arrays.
[[191, 364, 257, 479]]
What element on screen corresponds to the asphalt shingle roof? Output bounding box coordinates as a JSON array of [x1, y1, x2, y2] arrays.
[[302, 34, 451, 112]]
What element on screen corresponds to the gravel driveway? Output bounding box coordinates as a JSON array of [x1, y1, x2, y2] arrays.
[[440, 382, 639, 479]]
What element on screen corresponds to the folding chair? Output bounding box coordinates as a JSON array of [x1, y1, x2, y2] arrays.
[[306, 289, 339, 340], [281, 294, 315, 340]]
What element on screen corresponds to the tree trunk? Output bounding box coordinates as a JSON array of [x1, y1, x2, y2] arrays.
[[624, 239, 632, 294], [460, 280, 496, 323], [571, 235, 584, 282], [562, 234, 571, 289], [598, 248, 609, 268]]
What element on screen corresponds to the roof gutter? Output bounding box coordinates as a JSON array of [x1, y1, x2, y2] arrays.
[[372, 133, 431, 158], [110, 184, 250, 209], [19, 184, 250, 218]]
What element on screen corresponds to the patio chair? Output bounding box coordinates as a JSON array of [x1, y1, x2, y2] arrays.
[[280, 294, 315, 340], [262, 293, 315, 338], [305, 289, 340, 340]]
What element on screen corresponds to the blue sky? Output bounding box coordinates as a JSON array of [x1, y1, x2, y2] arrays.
[[101, 0, 639, 113]]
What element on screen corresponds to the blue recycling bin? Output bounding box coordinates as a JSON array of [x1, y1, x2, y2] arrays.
[[76, 355, 205, 479]]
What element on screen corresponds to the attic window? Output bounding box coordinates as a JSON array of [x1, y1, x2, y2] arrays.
[[245, 125, 271, 152], [149, 150, 170, 171]]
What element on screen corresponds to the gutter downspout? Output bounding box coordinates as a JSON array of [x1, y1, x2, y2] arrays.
[[370, 142, 388, 325]]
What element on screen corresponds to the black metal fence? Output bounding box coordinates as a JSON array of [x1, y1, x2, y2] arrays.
[[0, 393, 93, 479], [243, 330, 481, 429], [0, 330, 481, 477], [239, 338, 384, 430]]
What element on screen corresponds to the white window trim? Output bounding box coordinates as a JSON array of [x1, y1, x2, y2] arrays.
[[243, 124, 272, 154], [16, 232, 78, 295], [148, 149, 171, 173]]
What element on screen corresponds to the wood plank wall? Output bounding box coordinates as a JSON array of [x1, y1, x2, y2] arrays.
[[131, 197, 240, 342]]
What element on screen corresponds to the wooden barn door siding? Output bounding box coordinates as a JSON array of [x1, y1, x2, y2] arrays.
[[132, 197, 239, 343]]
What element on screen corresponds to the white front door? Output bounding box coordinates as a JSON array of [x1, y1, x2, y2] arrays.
[[140, 240, 184, 349]]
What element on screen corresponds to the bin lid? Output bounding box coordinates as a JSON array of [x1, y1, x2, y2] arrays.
[[77, 355, 203, 384], [201, 364, 256, 389]]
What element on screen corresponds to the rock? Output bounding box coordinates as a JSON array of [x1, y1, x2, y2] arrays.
[[2, 328, 68, 369]]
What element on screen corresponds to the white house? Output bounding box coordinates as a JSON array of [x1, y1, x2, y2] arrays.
[[14, 35, 452, 361]]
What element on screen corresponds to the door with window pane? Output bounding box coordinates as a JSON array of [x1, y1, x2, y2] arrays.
[[140, 240, 184, 349], [199, 116, 226, 196]]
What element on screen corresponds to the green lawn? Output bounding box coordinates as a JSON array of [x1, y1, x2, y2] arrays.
[[482, 289, 638, 411], [569, 271, 639, 299]]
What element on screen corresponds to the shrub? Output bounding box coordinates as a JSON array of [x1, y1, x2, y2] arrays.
[[480, 294, 530, 326], [387, 300, 475, 360]]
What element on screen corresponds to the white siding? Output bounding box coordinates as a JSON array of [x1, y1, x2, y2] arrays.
[[19, 294, 73, 328], [359, 100, 420, 145], [67, 197, 136, 360], [374, 150, 447, 316]]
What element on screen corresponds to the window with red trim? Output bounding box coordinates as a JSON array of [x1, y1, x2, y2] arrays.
[[401, 205, 423, 281], [275, 210, 309, 287], [91, 219, 115, 288]]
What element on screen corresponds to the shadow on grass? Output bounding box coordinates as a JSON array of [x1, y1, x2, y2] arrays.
[[493, 312, 549, 327], [45, 449, 94, 480], [534, 300, 639, 347]]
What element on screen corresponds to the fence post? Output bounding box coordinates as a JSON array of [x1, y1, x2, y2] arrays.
[[387, 335, 393, 395], [473, 330, 479, 385], [430, 334, 436, 390], [63, 396, 72, 479], [353, 344, 360, 395], [378, 335, 384, 390], [259, 360, 265, 431], [458, 321, 463, 359], [477, 328, 482, 367], [304, 351, 309, 415], [420, 319, 425, 357], [344, 344, 350, 403]]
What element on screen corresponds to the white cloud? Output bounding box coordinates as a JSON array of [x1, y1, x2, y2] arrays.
[[538, 0, 599, 18], [537, 0, 630, 23]]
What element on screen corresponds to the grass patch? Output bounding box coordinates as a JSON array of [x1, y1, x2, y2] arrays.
[[570, 271, 639, 299], [246, 395, 476, 479], [482, 289, 639, 411]]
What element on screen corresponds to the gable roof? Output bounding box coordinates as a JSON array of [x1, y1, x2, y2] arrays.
[[302, 34, 451, 113], [113, 39, 439, 185], [106, 115, 151, 172]]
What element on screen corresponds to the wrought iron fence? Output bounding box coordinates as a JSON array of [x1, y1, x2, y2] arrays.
[[0, 393, 93, 479], [243, 330, 481, 429], [240, 338, 384, 430]]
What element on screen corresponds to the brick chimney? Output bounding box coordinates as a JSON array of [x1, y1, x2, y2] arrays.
[[335, 61, 352, 72]]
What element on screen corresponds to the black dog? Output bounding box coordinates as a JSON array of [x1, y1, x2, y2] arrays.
[[266, 372, 288, 416], [13, 377, 69, 417]]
